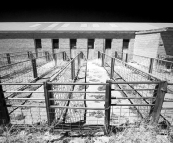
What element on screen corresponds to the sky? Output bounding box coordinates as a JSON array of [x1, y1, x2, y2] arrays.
[[0, 1, 172, 22]]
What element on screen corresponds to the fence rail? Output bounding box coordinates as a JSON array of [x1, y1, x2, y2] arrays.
[[112, 50, 173, 91], [0, 51, 51, 67], [1, 80, 172, 133], [0, 51, 173, 135], [98, 51, 173, 126]]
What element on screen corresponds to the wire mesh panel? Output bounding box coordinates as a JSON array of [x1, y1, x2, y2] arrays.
[[0, 52, 67, 99], [0, 51, 39, 67], [161, 83, 173, 125], [99, 52, 171, 125], [126, 52, 173, 91], [131, 54, 151, 72], [1, 60, 34, 93], [47, 53, 84, 126], [0, 83, 47, 125], [110, 82, 157, 126]]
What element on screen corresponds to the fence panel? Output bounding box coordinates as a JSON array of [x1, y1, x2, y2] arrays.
[[47, 52, 84, 126]]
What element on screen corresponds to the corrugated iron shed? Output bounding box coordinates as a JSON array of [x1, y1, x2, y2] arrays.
[[0, 22, 173, 31], [0, 22, 173, 39]]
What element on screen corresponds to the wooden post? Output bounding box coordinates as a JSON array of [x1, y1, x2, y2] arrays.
[[6, 53, 11, 64], [115, 51, 118, 58], [149, 58, 154, 74], [110, 58, 115, 79], [44, 81, 55, 126], [148, 58, 154, 80], [62, 52, 65, 61], [0, 77, 10, 125], [102, 53, 105, 67], [121, 52, 124, 61], [31, 58, 38, 78], [48, 52, 50, 61], [150, 81, 167, 124], [98, 51, 100, 59], [53, 53, 57, 67], [27, 51, 30, 59], [45, 51, 48, 61], [78, 53, 81, 69], [71, 59, 75, 80], [125, 53, 128, 63], [105, 80, 111, 135]]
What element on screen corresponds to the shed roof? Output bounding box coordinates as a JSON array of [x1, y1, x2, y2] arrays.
[[0, 22, 173, 32], [0, 22, 173, 39]]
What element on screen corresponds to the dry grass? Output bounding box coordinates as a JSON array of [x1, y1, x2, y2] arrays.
[[109, 121, 172, 143], [0, 120, 173, 143]]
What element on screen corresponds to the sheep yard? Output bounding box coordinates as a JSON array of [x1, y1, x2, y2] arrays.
[[0, 49, 173, 143]]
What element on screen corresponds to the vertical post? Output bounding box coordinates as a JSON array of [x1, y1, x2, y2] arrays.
[[125, 53, 128, 63], [148, 58, 154, 80], [110, 58, 115, 79], [6, 53, 11, 64], [63, 52, 67, 61], [30, 52, 34, 59], [81, 52, 84, 59], [34, 42, 38, 58], [105, 80, 111, 135], [27, 51, 30, 59], [78, 53, 81, 69], [53, 53, 57, 67], [121, 52, 124, 61], [71, 59, 75, 80], [45, 51, 48, 62], [62, 52, 64, 61], [47, 52, 50, 61], [102, 53, 105, 67], [44, 81, 55, 126], [150, 81, 167, 124], [31, 58, 38, 78], [149, 58, 154, 74], [115, 51, 118, 59], [0, 77, 10, 125], [98, 51, 100, 59]]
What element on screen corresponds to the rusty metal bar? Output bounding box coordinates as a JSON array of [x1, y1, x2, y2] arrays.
[[111, 97, 155, 99], [0, 78, 10, 125], [110, 81, 160, 84], [49, 99, 105, 101], [48, 82, 108, 85], [105, 80, 111, 135], [0, 83, 43, 85], [111, 104, 154, 106], [110, 58, 115, 79], [7, 98, 45, 100], [7, 105, 45, 107], [162, 108, 173, 110], [150, 81, 167, 124], [111, 88, 155, 91], [50, 106, 105, 110], [4, 91, 44, 93], [48, 90, 105, 93], [164, 100, 173, 102]]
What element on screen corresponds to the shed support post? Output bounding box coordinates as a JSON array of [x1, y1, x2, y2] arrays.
[[150, 81, 167, 124], [44, 81, 55, 126], [105, 80, 111, 135], [0, 77, 10, 125]]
